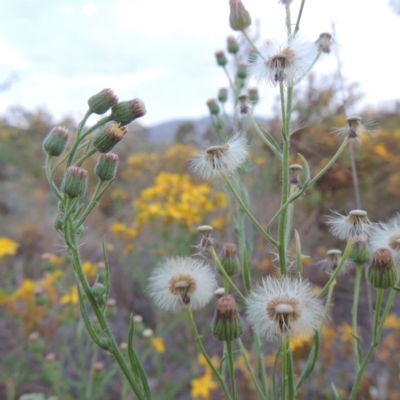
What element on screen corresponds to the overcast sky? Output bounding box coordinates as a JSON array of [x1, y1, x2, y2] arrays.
[[0, 0, 398, 126]]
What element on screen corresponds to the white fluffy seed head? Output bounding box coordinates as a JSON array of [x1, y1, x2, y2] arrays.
[[248, 34, 318, 86], [190, 133, 248, 180], [318, 249, 355, 276], [246, 276, 323, 340], [326, 210, 371, 240], [148, 257, 217, 312]]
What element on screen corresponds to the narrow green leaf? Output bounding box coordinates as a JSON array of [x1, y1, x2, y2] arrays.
[[392, 286, 400, 292], [294, 230, 303, 279], [102, 238, 111, 300], [128, 315, 152, 399], [331, 383, 342, 400], [297, 152, 311, 183], [242, 245, 251, 293], [296, 331, 320, 390], [272, 344, 282, 400]]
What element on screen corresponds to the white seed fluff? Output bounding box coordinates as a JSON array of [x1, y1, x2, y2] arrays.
[[248, 34, 318, 86], [190, 133, 248, 180], [148, 257, 217, 312], [326, 210, 371, 240], [246, 276, 323, 340]]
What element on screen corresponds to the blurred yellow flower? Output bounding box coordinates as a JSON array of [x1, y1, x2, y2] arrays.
[[60, 286, 78, 305], [152, 337, 166, 353], [191, 373, 218, 399], [0, 237, 19, 259], [384, 313, 400, 330], [83, 261, 97, 283]]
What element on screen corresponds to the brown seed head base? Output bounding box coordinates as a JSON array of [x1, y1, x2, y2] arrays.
[[267, 296, 301, 334], [169, 274, 197, 305]]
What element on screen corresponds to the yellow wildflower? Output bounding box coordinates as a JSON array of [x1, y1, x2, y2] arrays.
[[191, 373, 218, 399], [60, 286, 78, 305], [83, 261, 97, 283], [383, 313, 400, 330], [152, 337, 166, 354], [0, 237, 19, 259]]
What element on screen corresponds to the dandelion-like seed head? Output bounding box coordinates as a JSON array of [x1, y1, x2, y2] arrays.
[[190, 134, 248, 180], [316, 32, 333, 53], [148, 257, 217, 312], [319, 249, 354, 275], [246, 276, 323, 340], [326, 209, 371, 240], [192, 224, 217, 258], [289, 163, 303, 186], [335, 116, 373, 142], [249, 35, 318, 86]]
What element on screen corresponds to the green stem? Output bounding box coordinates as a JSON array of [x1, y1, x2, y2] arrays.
[[248, 112, 282, 159], [76, 148, 97, 167], [226, 341, 237, 400], [255, 335, 269, 398], [45, 154, 63, 201], [223, 66, 235, 91], [223, 173, 279, 248], [281, 336, 295, 400], [352, 264, 363, 369], [285, 2, 292, 36], [294, 0, 306, 34], [185, 309, 232, 400], [237, 339, 268, 400], [241, 30, 264, 58]]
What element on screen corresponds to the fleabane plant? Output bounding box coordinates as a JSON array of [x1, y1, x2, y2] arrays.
[[43, 1, 399, 399]]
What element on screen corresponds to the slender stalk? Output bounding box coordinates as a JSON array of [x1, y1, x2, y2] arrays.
[[223, 173, 279, 248], [241, 30, 264, 58], [352, 264, 363, 369], [226, 341, 238, 400], [255, 335, 269, 399], [223, 66, 235, 91], [294, 0, 306, 34], [285, 2, 292, 35], [45, 155, 63, 200], [237, 339, 268, 400], [185, 309, 232, 400]]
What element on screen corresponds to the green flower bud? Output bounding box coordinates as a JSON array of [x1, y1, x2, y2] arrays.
[[54, 214, 64, 230], [43, 126, 69, 157], [218, 88, 228, 103], [227, 36, 239, 54], [95, 153, 119, 181], [349, 235, 372, 265], [62, 166, 88, 198], [111, 98, 147, 126], [229, 0, 252, 31], [215, 50, 228, 67], [220, 243, 239, 277], [98, 337, 111, 351], [91, 283, 107, 307], [236, 62, 247, 79], [88, 88, 119, 115], [206, 99, 220, 115], [212, 296, 243, 341], [248, 87, 259, 105], [93, 122, 127, 153], [367, 248, 398, 289]]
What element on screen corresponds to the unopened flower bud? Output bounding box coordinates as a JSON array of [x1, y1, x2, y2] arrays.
[[215, 50, 228, 67], [133, 315, 143, 325], [236, 63, 247, 79], [218, 88, 228, 103], [229, 0, 252, 31], [227, 36, 239, 54], [106, 297, 116, 308], [212, 296, 243, 341], [62, 166, 88, 198], [206, 99, 220, 115], [45, 353, 57, 363], [93, 122, 126, 153], [88, 88, 118, 115], [93, 361, 104, 373], [91, 283, 107, 307], [111, 98, 147, 126], [289, 164, 303, 187], [367, 248, 398, 289], [220, 243, 239, 276], [248, 87, 259, 105], [349, 234, 372, 265], [316, 33, 333, 54], [54, 214, 64, 231], [43, 126, 69, 157], [99, 337, 111, 350], [120, 342, 128, 351], [95, 153, 119, 181], [143, 328, 153, 338]]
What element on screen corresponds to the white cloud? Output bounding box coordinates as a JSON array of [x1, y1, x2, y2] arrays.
[[0, 44, 29, 69], [82, 4, 96, 16]]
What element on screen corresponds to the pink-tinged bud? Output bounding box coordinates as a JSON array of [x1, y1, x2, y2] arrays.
[[215, 50, 228, 67], [93, 122, 127, 153], [367, 248, 398, 289], [236, 62, 247, 79], [218, 88, 228, 103], [349, 234, 372, 265], [212, 296, 243, 341], [220, 243, 239, 276], [95, 153, 119, 181], [229, 0, 252, 31], [62, 166, 88, 198], [43, 126, 69, 157], [206, 98, 220, 115], [88, 88, 119, 115], [227, 36, 239, 54], [111, 98, 147, 126], [248, 87, 259, 104]]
